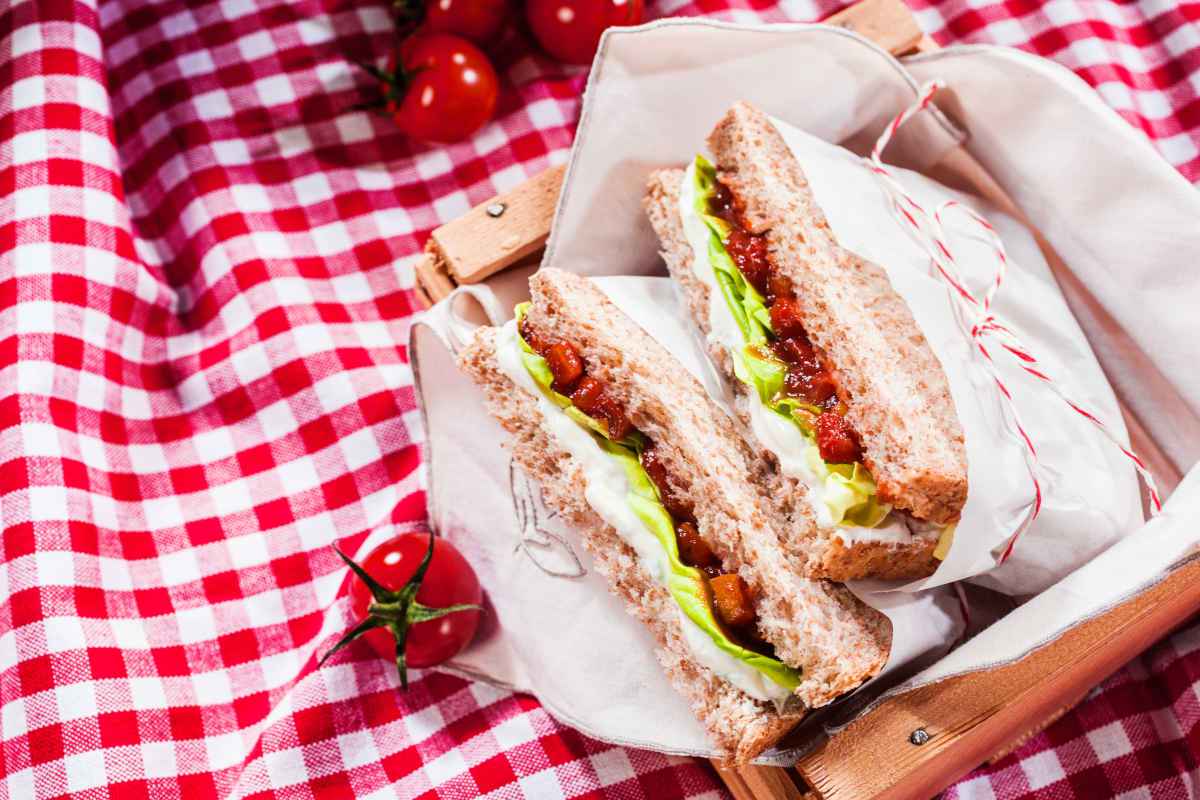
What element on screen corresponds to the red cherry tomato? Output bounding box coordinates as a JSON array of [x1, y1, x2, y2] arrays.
[[349, 532, 482, 670], [387, 34, 499, 143], [525, 0, 644, 65], [423, 0, 509, 44]]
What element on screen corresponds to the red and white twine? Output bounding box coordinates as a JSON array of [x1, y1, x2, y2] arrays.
[[868, 80, 1162, 563]]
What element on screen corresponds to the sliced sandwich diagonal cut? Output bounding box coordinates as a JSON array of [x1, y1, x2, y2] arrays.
[[644, 101, 968, 583], [457, 268, 890, 762]]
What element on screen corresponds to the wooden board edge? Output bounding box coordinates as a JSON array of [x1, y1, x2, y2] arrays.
[[823, 0, 924, 56], [718, 764, 810, 800], [795, 556, 1200, 800], [430, 164, 566, 286], [413, 250, 454, 309]]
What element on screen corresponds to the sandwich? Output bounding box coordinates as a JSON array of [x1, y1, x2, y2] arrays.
[[458, 268, 890, 762], [643, 102, 968, 582]]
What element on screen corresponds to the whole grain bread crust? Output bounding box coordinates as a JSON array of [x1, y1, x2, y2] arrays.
[[817, 533, 939, 582], [644, 169, 939, 582], [705, 102, 967, 526]]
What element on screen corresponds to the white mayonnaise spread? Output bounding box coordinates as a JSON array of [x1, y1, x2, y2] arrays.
[[678, 610, 789, 703], [678, 165, 911, 548], [496, 318, 791, 703]]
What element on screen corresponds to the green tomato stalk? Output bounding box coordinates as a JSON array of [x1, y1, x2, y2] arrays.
[[319, 532, 480, 689]]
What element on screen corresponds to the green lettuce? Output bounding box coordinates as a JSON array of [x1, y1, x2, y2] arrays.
[[689, 156, 889, 529], [514, 305, 801, 692], [803, 446, 891, 527]]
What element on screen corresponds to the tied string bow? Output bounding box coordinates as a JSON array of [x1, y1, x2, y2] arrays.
[[866, 80, 1162, 562]]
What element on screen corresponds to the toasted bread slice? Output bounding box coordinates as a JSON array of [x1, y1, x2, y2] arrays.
[[644, 168, 940, 582], [457, 269, 890, 759], [704, 102, 967, 526]]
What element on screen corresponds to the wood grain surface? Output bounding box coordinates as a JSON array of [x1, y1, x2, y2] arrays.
[[796, 555, 1200, 800]]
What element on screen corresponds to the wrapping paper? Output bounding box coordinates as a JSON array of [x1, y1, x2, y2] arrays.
[[6, 0, 1200, 797], [767, 120, 1141, 595]]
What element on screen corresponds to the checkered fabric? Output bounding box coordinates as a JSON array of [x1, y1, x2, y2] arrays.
[[1, 0, 1196, 798]]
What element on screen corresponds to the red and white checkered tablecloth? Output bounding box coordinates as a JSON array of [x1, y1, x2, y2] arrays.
[[2, 0, 1197, 798]]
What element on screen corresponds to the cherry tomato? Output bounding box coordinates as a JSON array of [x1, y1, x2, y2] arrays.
[[330, 531, 481, 682], [525, 0, 644, 65], [423, 0, 509, 44], [386, 34, 499, 143]]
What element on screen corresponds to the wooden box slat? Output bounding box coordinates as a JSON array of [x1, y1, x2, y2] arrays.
[[823, 0, 924, 54], [421, 164, 566, 289], [412, 2, 1190, 796], [797, 556, 1200, 800]]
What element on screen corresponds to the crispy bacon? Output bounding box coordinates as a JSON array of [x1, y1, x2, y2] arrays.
[[766, 272, 794, 304], [641, 443, 693, 520], [594, 396, 631, 441], [709, 176, 864, 440], [523, 328, 629, 438], [774, 335, 838, 408], [725, 228, 771, 296], [768, 296, 806, 340], [708, 180, 737, 220], [787, 370, 838, 407]]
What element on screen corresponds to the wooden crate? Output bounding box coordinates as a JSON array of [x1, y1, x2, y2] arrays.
[[413, 2, 1194, 796]]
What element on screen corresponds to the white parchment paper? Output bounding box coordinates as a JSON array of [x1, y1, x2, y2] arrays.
[[408, 21, 1200, 761], [765, 120, 1141, 595]]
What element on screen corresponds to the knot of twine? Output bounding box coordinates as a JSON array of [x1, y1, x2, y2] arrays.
[[867, 81, 1161, 562]]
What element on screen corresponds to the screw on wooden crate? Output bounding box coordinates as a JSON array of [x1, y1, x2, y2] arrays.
[[909, 728, 931, 746], [419, 164, 565, 290]]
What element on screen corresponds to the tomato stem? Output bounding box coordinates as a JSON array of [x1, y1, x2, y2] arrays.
[[352, 59, 413, 110], [319, 532, 481, 688]]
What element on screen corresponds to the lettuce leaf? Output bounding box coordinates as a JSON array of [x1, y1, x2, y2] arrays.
[[736, 347, 787, 406], [514, 306, 801, 692], [689, 156, 892, 530], [694, 158, 772, 347], [802, 448, 892, 527], [771, 396, 821, 434]]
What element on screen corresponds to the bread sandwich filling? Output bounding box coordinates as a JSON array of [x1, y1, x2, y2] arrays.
[[680, 156, 946, 548], [495, 304, 800, 703]]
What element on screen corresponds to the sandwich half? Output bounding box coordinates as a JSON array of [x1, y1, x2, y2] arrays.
[[644, 102, 968, 582], [458, 268, 890, 762]]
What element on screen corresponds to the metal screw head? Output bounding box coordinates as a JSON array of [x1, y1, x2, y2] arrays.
[[909, 727, 930, 746], [486, 202, 507, 218]]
